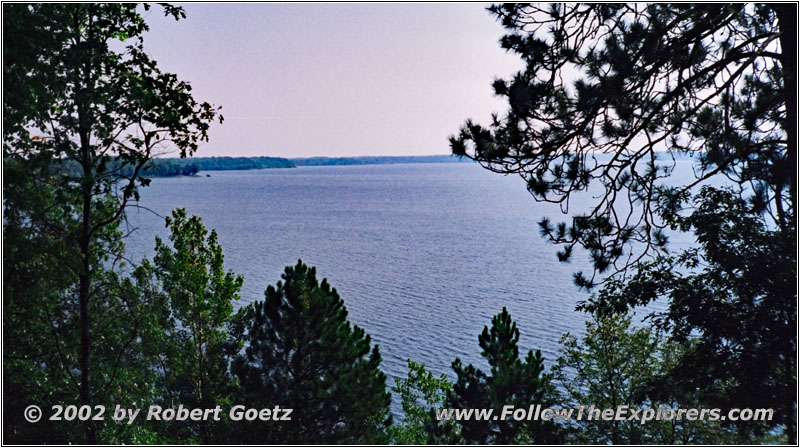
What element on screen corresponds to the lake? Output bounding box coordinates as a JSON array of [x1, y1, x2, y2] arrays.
[[124, 161, 695, 384]]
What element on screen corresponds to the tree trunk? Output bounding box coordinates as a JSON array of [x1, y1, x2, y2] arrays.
[[79, 133, 96, 445], [75, 8, 97, 440], [777, 3, 797, 221], [776, 4, 797, 444]]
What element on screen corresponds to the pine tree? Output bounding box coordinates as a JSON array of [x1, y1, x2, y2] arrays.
[[231, 260, 391, 444], [451, 4, 795, 288], [448, 307, 559, 444], [450, 4, 796, 442]]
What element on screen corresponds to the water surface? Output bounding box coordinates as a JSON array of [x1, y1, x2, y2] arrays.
[[125, 162, 694, 381]]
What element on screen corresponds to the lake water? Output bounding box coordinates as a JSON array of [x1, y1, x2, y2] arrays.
[[124, 161, 696, 385]]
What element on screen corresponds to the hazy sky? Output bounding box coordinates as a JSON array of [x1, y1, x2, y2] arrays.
[[141, 3, 523, 158]]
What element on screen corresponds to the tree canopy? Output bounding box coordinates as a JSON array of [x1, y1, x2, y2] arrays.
[[451, 3, 797, 442], [451, 3, 795, 288], [3, 4, 220, 443], [4, 3, 796, 444], [582, 187, 796, 441], [231, 261, 392, 444], [138, 209, 244, 442], [447, 308, 559, 444]]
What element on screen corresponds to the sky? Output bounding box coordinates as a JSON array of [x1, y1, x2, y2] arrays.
[[141, 3, 523, 158]]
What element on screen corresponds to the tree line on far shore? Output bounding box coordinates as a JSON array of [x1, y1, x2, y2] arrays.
[[57, 155, 469, 178]]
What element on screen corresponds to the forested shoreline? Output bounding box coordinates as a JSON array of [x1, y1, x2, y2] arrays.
[[96, 155, 470, 178], [3, 3, 795, 445], [292, 155, 470, 166]]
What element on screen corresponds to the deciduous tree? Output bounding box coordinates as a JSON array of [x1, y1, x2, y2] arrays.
[[580, 187, 796, 442], [553, 313, 748, 444], [389, 360, 458, 444], [136, 209, 243, 442], [3, 4, 220, 442]]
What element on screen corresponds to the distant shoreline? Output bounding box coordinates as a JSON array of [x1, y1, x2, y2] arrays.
[[137, 152, 699, 178], [291, 155, 471, 166], [144, 152, 703, 178], [146, 154, 471, 177]]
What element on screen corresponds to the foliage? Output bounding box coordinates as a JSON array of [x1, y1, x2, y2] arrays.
[[3, 2, 220, 200], [231, 261, 392, 444], [2, 182, 167, 443], [3, 3, 221, 443], [388, 360, 458, 444], [451, 4, 796, 443], [553, 313, 745, 444], [447, 308, 560, 444], [554, 313, 656, 444], [3, 151, 167, 443], [184, 156, 294, 171], [451, 4, 795, 288], [143, 160, 199, 177], [580, 187, 796, 442], [4, 2, 795, 445], [3, 160, 79, 443], [56, 157, 200, 178], [131, 209, 243, 442]]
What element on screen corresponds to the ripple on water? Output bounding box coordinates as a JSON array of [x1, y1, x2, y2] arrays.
[[124, 162, 694, 414]]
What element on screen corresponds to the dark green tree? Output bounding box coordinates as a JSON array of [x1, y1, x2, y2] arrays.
[[231, 261, 392, 444], [451, 4, 796, 443], [2, 179, 166, 443], [447, 307, 559, 444], [451, 4, 795, 287], [3, 4, 220, 443], [581, 187, 796, 442]]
